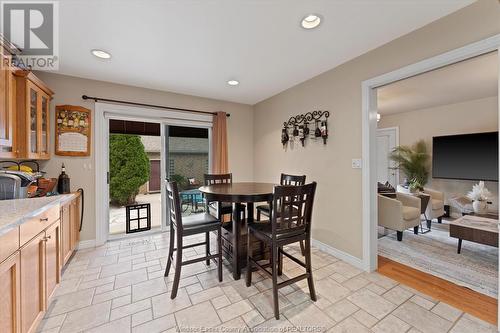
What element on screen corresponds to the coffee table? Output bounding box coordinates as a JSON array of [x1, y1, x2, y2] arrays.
[[448, 215, 499, 254]]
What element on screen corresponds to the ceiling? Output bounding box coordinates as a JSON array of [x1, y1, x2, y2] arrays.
[[377, 51, 498, 115], [53, 0, 474, 105]]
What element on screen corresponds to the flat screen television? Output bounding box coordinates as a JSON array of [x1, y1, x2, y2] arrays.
[[432, 132, 498, 181]]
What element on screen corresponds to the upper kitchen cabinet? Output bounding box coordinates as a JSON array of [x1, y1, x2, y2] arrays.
[[0, 55, 17, 158], [14, 70, 54, 160]]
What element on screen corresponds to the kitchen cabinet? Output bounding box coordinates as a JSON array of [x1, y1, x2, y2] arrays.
[[70, 195, 81, 251], [0, 193, 80, 333], [0, 252, 21, 333], [20, 231, 45, 333], [45, 221, 60, 301], [0, 55, 17, 158], [60, 203, 71, 266], [61, 195, 80, 266], [14, 70, 53, 160]]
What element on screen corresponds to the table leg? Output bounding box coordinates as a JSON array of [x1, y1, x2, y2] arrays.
[[457, 239, 462, 254], [247, 202, 254, 224], [232, 202, 243, 280]]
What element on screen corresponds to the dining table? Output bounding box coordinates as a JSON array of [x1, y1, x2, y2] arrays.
[[198, 182, 276, 279]]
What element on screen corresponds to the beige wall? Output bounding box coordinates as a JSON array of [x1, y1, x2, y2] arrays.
[[253, 1, 500, 259], [34, 72, 254, 242], [379, 96, 499, 214]]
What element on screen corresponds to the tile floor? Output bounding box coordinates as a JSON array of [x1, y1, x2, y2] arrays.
[[38, 232, 497, 333]]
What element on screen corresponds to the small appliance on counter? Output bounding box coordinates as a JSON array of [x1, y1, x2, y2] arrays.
[[0, 160, 45, 199], [0, 170, 37, 199]]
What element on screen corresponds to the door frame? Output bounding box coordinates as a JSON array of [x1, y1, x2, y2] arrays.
[[376, 126, 399, 187], [361, 34, 500, 276], [95, 102, 213, 245]]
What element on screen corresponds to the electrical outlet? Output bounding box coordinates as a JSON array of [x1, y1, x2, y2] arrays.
[[352, 159, 362, 169]]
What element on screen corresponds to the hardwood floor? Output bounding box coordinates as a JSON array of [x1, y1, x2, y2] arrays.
[[378, 255, 498, 325]]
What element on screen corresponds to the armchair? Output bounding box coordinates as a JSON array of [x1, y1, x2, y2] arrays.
[[423, 188, 445, 224], [378, 193, 421, 241]]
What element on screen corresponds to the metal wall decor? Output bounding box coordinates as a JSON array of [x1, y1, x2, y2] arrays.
[[282, 110, 330, 148]]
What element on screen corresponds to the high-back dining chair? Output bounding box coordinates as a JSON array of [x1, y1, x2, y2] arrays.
[[246, 182, 317, 319], [256, 173, 306, 221], [164, 181, 223, 299], [256, 173, 307, 254], [204, 173, 245, 220]]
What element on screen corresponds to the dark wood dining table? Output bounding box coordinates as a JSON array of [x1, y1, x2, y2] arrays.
[[198, 182, 276, 279]]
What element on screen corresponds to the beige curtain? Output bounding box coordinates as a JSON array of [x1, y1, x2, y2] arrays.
[[211, 112, 229, 173]]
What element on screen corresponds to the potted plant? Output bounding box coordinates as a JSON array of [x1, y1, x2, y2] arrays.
[[467, 181, 492, 214], [389, 140, 430, 192]]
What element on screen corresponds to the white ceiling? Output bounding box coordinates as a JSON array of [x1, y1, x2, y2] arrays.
[[54, 0, 474, 105], [377, 51, 499, 115]]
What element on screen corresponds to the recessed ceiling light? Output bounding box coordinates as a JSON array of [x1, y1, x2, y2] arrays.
[[227, 80, 239, 86], [301, 14, 321, 29], [91, 49, 111, 59]]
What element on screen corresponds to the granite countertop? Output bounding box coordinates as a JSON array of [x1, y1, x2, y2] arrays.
[[0, 193, 78, 237]]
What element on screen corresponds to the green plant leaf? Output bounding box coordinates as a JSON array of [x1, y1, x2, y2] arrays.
[[389, 139, 430, 188]]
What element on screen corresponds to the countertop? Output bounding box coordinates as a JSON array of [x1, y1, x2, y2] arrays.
[[0, 193, 78, 237]]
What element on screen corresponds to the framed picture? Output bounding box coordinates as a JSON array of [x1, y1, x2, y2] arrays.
[[55, 105, 91, 156]]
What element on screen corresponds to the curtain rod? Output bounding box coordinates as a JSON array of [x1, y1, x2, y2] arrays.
[[81, 95, 230, 117]]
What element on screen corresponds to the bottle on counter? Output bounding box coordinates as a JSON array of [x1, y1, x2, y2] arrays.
[[57, 163, 71, 194]]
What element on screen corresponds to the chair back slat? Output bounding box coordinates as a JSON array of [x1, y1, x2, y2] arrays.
[[280, 173, 306, 186], [204, 173, 233, 185], [165, 181, 184, 235], [270, 182, 317, 239]]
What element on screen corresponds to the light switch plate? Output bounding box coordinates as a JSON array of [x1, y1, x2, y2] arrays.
[[352, 159, 362, 169]]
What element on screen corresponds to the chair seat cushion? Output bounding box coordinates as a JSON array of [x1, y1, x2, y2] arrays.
[[249, 221, 304, 240], [256, 204, 270, 214], [255, 205, 298, 217], [183, 213, 220, 230], [431, 199, 444, 210], [402, 206, 420, 221]]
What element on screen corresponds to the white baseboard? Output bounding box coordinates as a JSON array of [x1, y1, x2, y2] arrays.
[[312, 238, 366, 271], [78, 239, 96, 250]]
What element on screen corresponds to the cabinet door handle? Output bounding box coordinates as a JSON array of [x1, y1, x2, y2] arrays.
[[40, 217, 49, 222], [46, 235, 52, 240]]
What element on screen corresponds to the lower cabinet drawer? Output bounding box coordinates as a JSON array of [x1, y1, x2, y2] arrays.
[[20, 205, 60, 245]]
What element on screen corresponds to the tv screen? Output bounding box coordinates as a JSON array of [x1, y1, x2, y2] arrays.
[[432, 132, 498, 181]]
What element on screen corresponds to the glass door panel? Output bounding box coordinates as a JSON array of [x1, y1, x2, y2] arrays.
[[41, 95, 49, 154], [165, 125, 209, 217], [29, 88, 38, 154]]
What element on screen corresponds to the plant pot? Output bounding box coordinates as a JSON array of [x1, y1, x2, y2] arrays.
[[472, 200, 488, 214]]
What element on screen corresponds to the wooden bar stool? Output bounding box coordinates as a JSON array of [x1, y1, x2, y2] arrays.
[[204, 173, 245, 220], [246, 182, 317, 319], [256, 173, 307, 255], [164, 181, 223, 299]]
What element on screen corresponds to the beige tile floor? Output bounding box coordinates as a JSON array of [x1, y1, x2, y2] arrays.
[[38, 232, 497, 333]]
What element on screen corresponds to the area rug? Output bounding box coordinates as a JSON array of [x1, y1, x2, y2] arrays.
[[378, 222, 498, 298]]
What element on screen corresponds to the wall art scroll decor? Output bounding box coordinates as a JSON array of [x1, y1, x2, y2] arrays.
[[55, 105, 91, 156], [281, 110, 330, 148]]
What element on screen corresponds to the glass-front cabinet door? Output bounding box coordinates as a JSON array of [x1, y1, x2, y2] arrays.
[[40, 94, 50, 157], [29, 85, 38, 156]]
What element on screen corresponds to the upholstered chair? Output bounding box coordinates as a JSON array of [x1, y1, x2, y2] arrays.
[[378, 193, 420, 241], [423, 188, 445, 223]]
